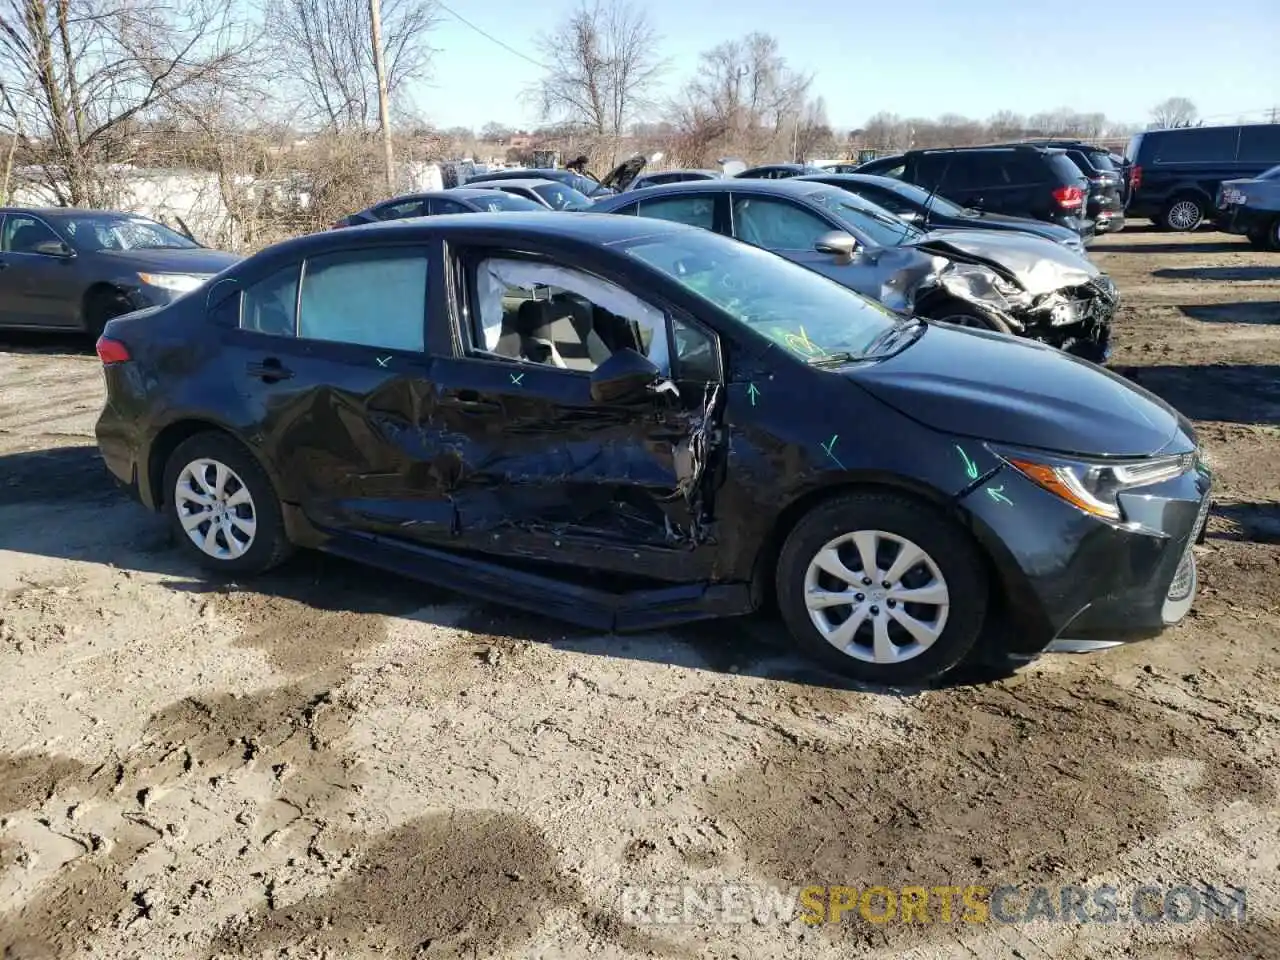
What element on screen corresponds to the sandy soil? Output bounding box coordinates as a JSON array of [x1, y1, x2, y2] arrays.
[[1, 226, 1278, 959]]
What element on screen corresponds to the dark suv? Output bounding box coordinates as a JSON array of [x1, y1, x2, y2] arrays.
[[1125, 123, 1280, 231], [857, 146, 1093, 238], [1002, 139, 1127, 234]]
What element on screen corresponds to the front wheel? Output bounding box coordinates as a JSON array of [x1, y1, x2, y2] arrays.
[[162, 432, 293, 576], [83, 287, 132, 338], [924, 301, 1014, 335], [775, 492, 989, 685]]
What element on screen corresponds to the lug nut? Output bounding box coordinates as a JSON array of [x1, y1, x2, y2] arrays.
[[862, 577, 873, 585], [855, 593, 865, 602], [887, 599, 896, 608], [881, 581, 891, 588], [870, 605, 880, 615]]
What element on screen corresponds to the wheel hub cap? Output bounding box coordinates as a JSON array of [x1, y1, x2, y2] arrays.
[[175, 458, 258, 560], [802, 529, 951, 665]]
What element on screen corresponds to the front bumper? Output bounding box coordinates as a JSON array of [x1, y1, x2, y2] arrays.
[[1016, 276, 1118, 364], [960, 453, 1212, 656]]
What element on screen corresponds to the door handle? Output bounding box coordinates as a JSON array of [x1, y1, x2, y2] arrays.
[[246, 358, 294, 382], [438, 389, 500, 412]]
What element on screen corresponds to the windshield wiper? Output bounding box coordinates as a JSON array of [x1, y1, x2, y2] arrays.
[[807, 351, 858, 367]]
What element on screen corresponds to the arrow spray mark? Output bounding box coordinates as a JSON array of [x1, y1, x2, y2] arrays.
[[986, 485, 1013, 505], [821, 434, 845, 469], [747, 383, 760, 406], [956, 445, 979, 480]]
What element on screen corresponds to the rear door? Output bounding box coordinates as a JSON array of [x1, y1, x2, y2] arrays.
[[210, 240, 452, 540]]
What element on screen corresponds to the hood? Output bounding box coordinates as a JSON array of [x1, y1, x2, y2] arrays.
[[962, 211, 1076, 240], [598, 154, 647, 191], [914, 229, 1098, 296], [848, 322, 1184, 457], [99, 247, 241, 275]]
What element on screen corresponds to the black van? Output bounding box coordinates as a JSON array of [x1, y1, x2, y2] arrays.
[[1125, 123, 1280, 231]]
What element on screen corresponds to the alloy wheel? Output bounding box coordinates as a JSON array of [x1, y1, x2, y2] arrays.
[[803, 529, 951, 664], [174, 457, 258, 560], [1166, 199, 1202, 231]]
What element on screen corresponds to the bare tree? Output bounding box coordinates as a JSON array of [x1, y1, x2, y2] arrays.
[[668, 32, 810, 165], [0, 0, 251, 205], [1151, 97, 1198, 129], [793, 96, 833, 161], [531, 0, 665, 164], [265, 0, 438, 130]]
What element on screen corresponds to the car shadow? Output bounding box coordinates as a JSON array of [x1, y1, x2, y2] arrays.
[[1152, 266, 1280, 282], [1090, 239, 1248, 255], [1209, 502, 1280, 545], [0, 444, 1009, 692], [0, 330, 95, 356], [1179, 302, 1280, 325], [1115, 364, 1280, 425]]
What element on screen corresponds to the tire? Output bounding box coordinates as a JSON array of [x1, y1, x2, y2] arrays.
[[1266, 218, 1280, 252], [1161, 195, 1204, 232], [775, 491, 989, 685], [162, 431, 293, 577], [83, 287, 132, 338], [924, 300, 1014, 335]]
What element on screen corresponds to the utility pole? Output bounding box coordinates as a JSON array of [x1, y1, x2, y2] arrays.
[[368, 0, 395, 192]]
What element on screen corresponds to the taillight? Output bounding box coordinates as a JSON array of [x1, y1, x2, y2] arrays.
[[96, 336, 131, 365], [1130, 165, 1142, 190], [1051, 185, 1085, 209]]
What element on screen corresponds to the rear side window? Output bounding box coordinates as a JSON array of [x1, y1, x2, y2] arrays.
[[375, 199, 425, 221], [298, 248, 428, 352], [1044, 152, 1086, 185], [636, 195, 715, 230], [1003, 153, 1049, 183], [240, 265, 299, 337], [919, 153, 993, 190], [1238, 126, 1280, 163], [1153, 127, 1239, 163]]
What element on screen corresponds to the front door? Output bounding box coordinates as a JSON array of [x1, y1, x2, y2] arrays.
[[422, 245, 726, 582], [0, 214, 79, 328]]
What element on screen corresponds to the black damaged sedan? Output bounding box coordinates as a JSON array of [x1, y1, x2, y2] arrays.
[[94, 214, 1211, 684]]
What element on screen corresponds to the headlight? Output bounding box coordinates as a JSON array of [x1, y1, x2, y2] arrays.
[[137, 272, 212, 293], [991, 275, 1022, 298], [989, 444, 1195, 520]]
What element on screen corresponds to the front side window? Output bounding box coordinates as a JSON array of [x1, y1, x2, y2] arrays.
[[2, 215, 60, 253], [472, 256, 670, 374], [531, 183, 592, 210], [635, 195, 715, 230], [298, 249, 427, 351], [731, 196, 832, 250], [375, 199, 425, 221], [431, 199, 472, 216], [624, 230, 898, 362]]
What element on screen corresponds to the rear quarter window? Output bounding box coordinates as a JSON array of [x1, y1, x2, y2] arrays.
[[1238, 125, 1280, 164], [1152, 127, 1239, 163], [1043, 152, 1087, 185]]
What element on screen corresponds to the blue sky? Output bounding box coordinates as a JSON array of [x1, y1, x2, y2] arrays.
[[421, 0, 1280, 131]]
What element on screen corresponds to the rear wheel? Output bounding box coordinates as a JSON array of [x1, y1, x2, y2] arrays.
[[1162, 196, 1204, 232], [162, 432, 293, 577], [775, 492, 989, 685]]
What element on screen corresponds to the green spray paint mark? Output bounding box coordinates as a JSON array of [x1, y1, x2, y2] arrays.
[[510, 372, 524, 386], [986, 485, 1013, 506], [747, 383, 760, 406], [821, 434, 845, 469], [956, 445, 979, 480]]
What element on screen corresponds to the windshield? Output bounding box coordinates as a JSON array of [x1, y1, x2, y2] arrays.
[[807, 189, 927, 246], [1084, 150, 1118, 173], [473, 192, 544, 212], [60, 215, 198, 251], [623, 229, 899, 361], [533, 182, 592, 210], [884, 181, 967, 217], [1259, 164, 1280, 180]]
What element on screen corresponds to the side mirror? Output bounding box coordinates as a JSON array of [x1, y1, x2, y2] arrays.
[[34, 240, 73, 257], [590, 348, 660, 404], [814, 230, 857, 264]]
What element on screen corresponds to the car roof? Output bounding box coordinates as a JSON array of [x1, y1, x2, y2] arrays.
[[795, 172, 906, 190], [601, 177, 829, 202], [372, 189, 502, 205], [261, 211, 698, 260], [0, 206, 144, 217], [473, 178, 566, 189]]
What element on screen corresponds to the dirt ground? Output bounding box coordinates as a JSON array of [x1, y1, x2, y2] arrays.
[[1, 226, 1278, 959]]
